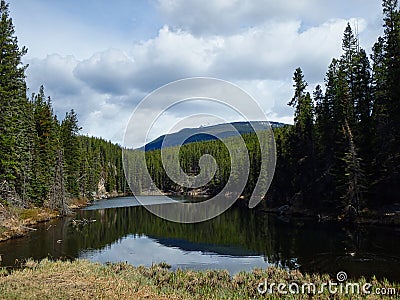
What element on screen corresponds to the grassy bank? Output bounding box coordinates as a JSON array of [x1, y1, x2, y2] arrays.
[[0, 194, 133, 242], [0, 259, 398, 299], [0, 206, 58, 242], [0, 197, 91, 242]]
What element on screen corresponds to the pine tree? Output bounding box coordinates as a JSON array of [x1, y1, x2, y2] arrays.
[[61, 110, 81, 197], [351, 49, 373, 196], [0, 0, 31, 203], [288, 68, 314, 139], [382, 0, 400, 131], [314, 85, 331, 159], [339, 25, 372, 198], [288, 68, 315, 206], [31, 86, 58, 205], [369, 0, 400, 203], [313, 84, 336, 204], [383, 0, 400, 196], [370, 37, 390, 202]]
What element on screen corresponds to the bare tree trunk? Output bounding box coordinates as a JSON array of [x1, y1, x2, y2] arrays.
[[342, 120, 365, 215], [49, 149, 70, 215]]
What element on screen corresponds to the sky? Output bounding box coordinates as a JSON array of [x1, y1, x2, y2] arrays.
[[9, 0, 384, 147]]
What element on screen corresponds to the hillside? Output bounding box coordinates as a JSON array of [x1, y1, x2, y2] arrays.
[[143, 121, 287, 151]]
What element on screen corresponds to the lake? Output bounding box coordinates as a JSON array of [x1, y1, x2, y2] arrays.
[[0, 196, 399, 281]]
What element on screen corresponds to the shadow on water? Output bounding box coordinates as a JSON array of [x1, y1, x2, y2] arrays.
[[0, 196, 399, 281]]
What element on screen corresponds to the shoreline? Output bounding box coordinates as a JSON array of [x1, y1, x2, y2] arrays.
[[156, 192, 400, 227], [1, 194, 399, 244], [0, 206, 59, 242], [0, 193, 129, 243], [260, 206, 400, 227]]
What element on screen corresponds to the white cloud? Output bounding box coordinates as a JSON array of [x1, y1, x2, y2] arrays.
[[26, 54, 82, 97], [156, 0, 381, 36], [74, 49, 137, 95], [129, 26, 221, 91], [13, 1, 385, 145], [72, 17, 359, 95], [25, 54, 145, 143], [209, 18, 356, 82], [156, 0, 319, 35]]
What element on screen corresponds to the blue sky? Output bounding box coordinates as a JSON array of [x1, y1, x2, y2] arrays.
[[9, 0, 384, 146]]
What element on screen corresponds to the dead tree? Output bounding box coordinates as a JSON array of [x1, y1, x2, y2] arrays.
[[342, 121, 365, 216], [49, 149, 70, 215]]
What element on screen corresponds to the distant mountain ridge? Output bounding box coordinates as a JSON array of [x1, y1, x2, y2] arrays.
[[143, 121, 287, 151]]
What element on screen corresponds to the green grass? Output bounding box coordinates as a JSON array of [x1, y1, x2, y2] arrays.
[[17, 208, 43, 220], [0, 226, 7, 235], [0, 259, 399, 299], [0, 206, 58, 242]]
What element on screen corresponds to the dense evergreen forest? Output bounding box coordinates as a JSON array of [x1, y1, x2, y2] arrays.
[[135, 0, 400, 218], [269, 0, 400, 216], [0, 0, 126, 214], [124, 132, 270, 197], [1, 0, 400, 219]]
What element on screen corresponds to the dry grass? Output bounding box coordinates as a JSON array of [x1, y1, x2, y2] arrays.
[[68, 197, 92, 209], [0, 206, 58, 242], [0, 259, 399, 299], [0, 260, 182, 300]]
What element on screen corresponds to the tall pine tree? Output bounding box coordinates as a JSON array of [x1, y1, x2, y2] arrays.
[[61, 110, 81, 197], [288, 68, 315, 206], [0, 0, 31, 204]]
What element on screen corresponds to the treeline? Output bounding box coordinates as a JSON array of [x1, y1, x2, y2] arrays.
[[2, 0, 399, 218], [77, 135, 127, 199], [124, 131, 272, 197], [0, 1, 126, 214], [269, 0, 400, 215]]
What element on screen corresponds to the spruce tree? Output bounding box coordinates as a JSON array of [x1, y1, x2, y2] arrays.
[[370, 0, 400, 202], [0, 0, 31, 203], [31, 86, 58, 205], [383, 0, 400, 198], [288, 68, 315, 206], [61, 109, 81, 197]]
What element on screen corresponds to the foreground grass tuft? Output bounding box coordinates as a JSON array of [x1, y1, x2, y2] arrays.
[[0, 259, 399, 299]]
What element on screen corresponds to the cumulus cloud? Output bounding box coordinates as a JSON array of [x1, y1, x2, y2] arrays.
[[209, 18, 360, 82], [74, 49, 137, 95], [71, 27, 221, 94], [156, 0, 381, 36], [25, 54, 145, 143], [72, 18, 360, 95], [156, 0, 318, 35], [14, 0, 385, 145], [26, 16, 373, 145], [26, 54, 82, 96], [129, 26, 220, 90]]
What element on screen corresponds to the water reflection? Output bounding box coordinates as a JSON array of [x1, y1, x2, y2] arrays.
[[0, 196, 399, 281], [80, 235, 269, 274]]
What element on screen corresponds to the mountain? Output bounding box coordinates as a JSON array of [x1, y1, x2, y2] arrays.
[[143, 121, 287, 151]]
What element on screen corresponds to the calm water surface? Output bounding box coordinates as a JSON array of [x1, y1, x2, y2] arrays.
[[0, 196, 399, 281]]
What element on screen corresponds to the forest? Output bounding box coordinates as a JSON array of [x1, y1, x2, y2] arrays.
[[268, 0, 400, 216], [132, 0, 400, 218], [0, 1, 126, 215], [1, 0, 400, 220]]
